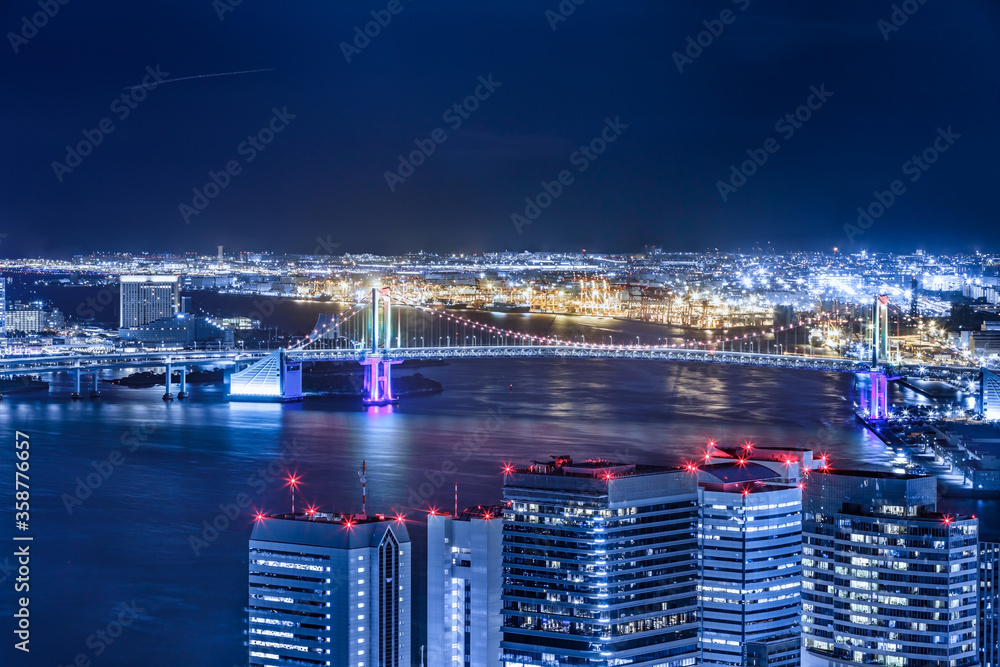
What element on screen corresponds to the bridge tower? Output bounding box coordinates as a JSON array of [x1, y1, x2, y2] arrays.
[[863, 371, 889, 420], [872, 295, 890, 366], [862, 295, 891, 420], [361, 287, 400, 406]]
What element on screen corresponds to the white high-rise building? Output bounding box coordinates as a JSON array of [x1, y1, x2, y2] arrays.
[[249, 511, 411, 667], [427, 505, 504, 667], [981, 542, 1000, 667], [0, 277, 6, 338], [698, 462, 803, 667], [801, 470, 979, 667], [501, 456, 700, 667], [119, 275, 179, 328]]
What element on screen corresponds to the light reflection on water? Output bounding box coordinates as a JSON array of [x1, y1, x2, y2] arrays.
[[0, 358, 988, 666]]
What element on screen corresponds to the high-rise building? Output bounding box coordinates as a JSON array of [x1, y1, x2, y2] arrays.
[[0, 277, 6, 338], [119, 275, 179, 328], [982, 369, 1000, 421], [982, 542, 1000, 667], [501, 456, 700, 667], [427, 504, 504, 667], [5, 301, 65, 333], [801, 470, 979, 667], [697, 462, 803, 667], [248, 511, 411, 667]]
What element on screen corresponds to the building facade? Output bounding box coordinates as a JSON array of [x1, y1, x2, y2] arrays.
[[982, 542, 999, 667], [5, 301, 65, 333], [802, 470, 979, 667], [117, 313, 233, 346], [248, 512, 411, 667], [698, 463, 803, 667], [119, 275, 179, 328], [982, 369, 1000, 422], [427, 505, 504, 667], [501, 456, 700, 667]]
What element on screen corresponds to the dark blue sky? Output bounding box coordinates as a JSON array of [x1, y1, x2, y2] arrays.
[[2, 0, 998, 257]]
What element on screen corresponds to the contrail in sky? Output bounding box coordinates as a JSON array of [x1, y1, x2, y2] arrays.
[[123, 68, 277, 91]]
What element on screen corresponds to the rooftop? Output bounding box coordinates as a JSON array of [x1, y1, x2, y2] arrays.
[[817, 468, 929, 480], [454, 504, 506, 521], [699, 461, 782, 485], [263, 510, 400, 525], [510, 455, 676, 479]]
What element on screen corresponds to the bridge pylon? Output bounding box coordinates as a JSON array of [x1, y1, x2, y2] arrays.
[[363, 287, 400, 406], [863, 370, 889, 420], [872, 295, 890, 365]]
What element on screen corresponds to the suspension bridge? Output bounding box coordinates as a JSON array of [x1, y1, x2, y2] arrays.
[[0, 289, 978, 415], [224, 288, 969, 415]]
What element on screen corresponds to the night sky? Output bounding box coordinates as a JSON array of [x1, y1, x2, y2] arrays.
[[2, 0, 998, 257]]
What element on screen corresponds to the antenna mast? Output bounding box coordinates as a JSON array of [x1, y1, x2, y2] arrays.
[[454, 481, 458, 516], [359, 460, 367, 517]]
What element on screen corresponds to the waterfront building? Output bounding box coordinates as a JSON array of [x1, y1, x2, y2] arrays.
[[248, 511, 411, 667], [801, 470, 979, 667], [0, 277, 5, 338], [117, 312, 233, 346], [427, 505, 504, 667], [501, 456, 700, 667], [4, 300, 64, 333], [119, 274, 179, 328], [982, 369, 1000, 422], [982, 542, 999, 667], [697, 462, 803, 667]]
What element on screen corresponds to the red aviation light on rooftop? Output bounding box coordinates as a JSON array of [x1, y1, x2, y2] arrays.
[[736, 458, 747, 468], [684, 461, 699, 473], [284, 474, 301, 489], [393, 511, 407, 524], [942, 515, 953, 526], [798, 482, 805, 490], [741, 487, 751, 497], [254, 511, 267, 522], [502, 462, 516, 476]]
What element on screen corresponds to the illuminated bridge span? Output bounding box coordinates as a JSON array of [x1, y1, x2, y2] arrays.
[[227, 288, 934, 410], [0, 350, 263, 401], [0, 290, 972, 413]]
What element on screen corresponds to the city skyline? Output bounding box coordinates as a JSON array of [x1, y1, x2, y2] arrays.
[[4, 3, 1000, 666]]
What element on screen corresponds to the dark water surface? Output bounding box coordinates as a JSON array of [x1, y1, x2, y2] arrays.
[[0, 297, 995, 665]]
